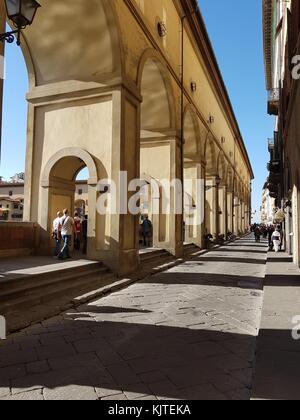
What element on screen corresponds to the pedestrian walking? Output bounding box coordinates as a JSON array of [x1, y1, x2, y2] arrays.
[[52, 211, 63, 257], [58, 209, 76, 260], [73, 212, 82, 251], [141, 215, 152, 248], [82, 215, 88, 255], [272, 227, 282, 253], [268, 225, 275, 251], [254, 226, 261, 243]]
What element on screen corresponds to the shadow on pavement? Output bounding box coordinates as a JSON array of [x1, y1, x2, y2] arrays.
[[0, 318, 258, 400], [252, 329, 300, 400]]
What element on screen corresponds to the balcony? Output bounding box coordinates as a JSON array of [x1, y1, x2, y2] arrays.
[[267, 160, 281, 173], [268, 138, 274, 152], [267, 88, 280, 116]]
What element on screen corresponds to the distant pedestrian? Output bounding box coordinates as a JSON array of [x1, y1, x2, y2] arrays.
[[272, 227, 282, 253], [52, 211, 63, 257], [73, 212, 82, 251], [141, 215, 152, 248], [58, 209, 76, 260], [82, 215, 88, 255], [268, 225, 275, 251], [254, 226, 261, 243]]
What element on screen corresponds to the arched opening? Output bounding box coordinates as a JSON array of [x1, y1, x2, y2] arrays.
[[183, 107, 203, 247], [40, 148, 100, 259], [138, 54, 177, 253], [0, 27, 28, 222]]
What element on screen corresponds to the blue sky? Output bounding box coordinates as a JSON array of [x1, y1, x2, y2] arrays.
[[0, 1, 273, 220], [199, 0, 274, 220]]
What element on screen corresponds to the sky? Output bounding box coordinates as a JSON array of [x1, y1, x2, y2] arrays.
[[199, 0, 274, 220], [0, 1, 274, 221]]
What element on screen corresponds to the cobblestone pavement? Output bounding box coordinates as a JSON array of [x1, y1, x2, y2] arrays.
[[0, 236, 267, 400]]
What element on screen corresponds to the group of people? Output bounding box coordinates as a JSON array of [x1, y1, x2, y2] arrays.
[[251, 223, 283, 252], [52, 209, 88, 260]]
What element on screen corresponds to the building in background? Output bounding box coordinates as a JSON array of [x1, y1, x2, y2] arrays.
[[0, 177, 88, 221], [262, 0, 300, 260], [260, 187, 276, 225]]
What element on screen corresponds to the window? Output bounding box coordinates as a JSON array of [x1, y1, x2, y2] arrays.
[[78, 189, 83, 195], [9, 191, 13, 196], [14, 205, 19, 210]]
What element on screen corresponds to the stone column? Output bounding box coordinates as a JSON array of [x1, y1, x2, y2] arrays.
[[109, 88, 141, 276], [233, 196, 239, 236], [184, 162, 205, 248], [218, 185, 227, 237], [227, 190, 233, 234], [169, 137, 184, 258], [205, 177, 218, 239]]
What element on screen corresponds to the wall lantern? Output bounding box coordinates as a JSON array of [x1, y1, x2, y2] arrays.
[[215, 176, 222, 187], [157, 21, 167, 38], [1, 0, 41, 46], [191, 81, 197, 92], [209, 115, 215, 124]]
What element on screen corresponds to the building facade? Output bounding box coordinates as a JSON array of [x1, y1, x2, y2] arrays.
[[1, 0, 253, 275], [0, 180, 88, 221], [263, 0, 300, 262]]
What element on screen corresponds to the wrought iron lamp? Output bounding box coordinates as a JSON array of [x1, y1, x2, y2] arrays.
[[1, 0, 41, 46]]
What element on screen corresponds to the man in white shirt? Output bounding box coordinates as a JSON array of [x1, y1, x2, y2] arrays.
[[52, 211, 63, 257], [58, 209, 76, 260]]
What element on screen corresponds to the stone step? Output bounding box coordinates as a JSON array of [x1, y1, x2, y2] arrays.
[[0, 270, 115, 315], [0, 262, 114, 316], [0, 262, 106, 298], [140, 249, 172, 263], [0, 260, 103, 293]]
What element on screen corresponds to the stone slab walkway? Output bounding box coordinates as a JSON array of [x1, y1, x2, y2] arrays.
[[252, 252, 300, 400], [0, 236, 267, 400]]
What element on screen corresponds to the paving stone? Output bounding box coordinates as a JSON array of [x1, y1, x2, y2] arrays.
[[0, 236, 266, 400], [36, 343, 76, 360], [2, 390, 43, 400], [26, 360, 50, 374], [102, 394, 128, 400], [43, 385, 98, 401]]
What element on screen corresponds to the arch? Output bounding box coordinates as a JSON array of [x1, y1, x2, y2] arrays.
[[217, 151, 227, 186], [183, 105, 201, 162], [41, 147, 98, 188], [226, 167, 234, 192], [204, 135, 218, 177], [16, 0, 123, 88], [138, 49, 177, 133]]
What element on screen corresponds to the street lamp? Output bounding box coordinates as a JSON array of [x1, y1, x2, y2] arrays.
[[1, 0, 41, 46]]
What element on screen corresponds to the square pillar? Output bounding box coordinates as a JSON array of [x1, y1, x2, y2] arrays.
[[218, 185, 228, 237], [205, 177, 218, 239], [108, 88, 141, 276], [184, 162, 205, 248], [227, 190, 233, 234]]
